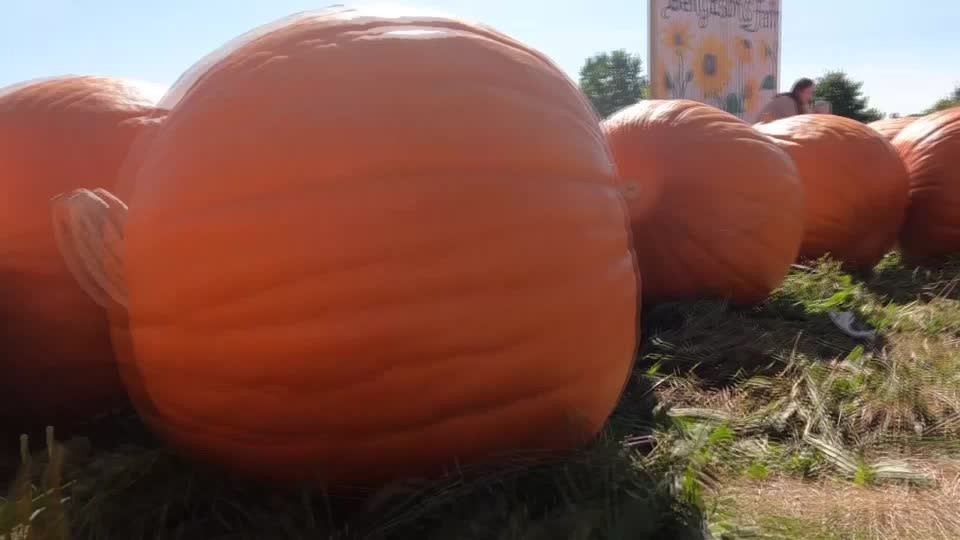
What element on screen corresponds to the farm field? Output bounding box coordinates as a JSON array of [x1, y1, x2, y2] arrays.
[[3, 5, 960, 540], [4, 252, 960, 540]]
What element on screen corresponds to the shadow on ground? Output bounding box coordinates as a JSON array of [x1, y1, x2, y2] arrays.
[[865, 254, 960, 304], [2, 374, 709, 540], [638, 297, 875, 388]]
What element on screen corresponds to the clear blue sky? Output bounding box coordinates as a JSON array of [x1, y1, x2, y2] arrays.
[[2, 1, 957, 115]]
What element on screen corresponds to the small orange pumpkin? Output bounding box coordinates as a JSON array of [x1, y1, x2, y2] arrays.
[[53, 8, 639, 485], [602, 99, 804, 305], [869, 116, 918, 141], [0, 75, 158, 428], [756, 114, 910, 269], [892, 107, 960, 259]]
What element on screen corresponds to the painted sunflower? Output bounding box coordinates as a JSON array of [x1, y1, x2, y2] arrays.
[[742, 77, 759, 113], [660, 20, 693, 55], [736, 38, 753, 64], [692, 35, 733, 98]]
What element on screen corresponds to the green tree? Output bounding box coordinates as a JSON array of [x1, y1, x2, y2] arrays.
[[814, 70, 882, 123], [925, 85, 960, 113], [578, 50, 648, 118]]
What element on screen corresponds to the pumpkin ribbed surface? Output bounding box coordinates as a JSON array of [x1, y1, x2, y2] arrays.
[[118, 9, 638, 484], [757, 114, 910, 269], [869, 116, 918, 142], [602, 99, 803, 305], [893, 107, 960, 259], [0, 75, 157, 428]]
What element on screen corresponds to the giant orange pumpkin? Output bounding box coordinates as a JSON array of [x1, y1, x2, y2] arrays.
[[869, 116, 918, 142], [756, 114, 910, 269], [892, 107, 960, 259], [0, 75, 158, 428], [52, 8, 639, 485], [601, 99, 803, 305]]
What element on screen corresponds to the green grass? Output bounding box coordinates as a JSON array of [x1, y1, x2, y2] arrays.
[[5, 252, 960, 539], [643, 252, 960, 538], [0, 392, 705, 539]]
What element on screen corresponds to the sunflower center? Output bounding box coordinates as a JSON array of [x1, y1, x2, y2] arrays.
[[703, 54, 717, 76], [673, 34, 684, 47]]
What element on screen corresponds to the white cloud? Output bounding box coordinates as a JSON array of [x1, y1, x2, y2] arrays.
[[125, 80, 169, 104]]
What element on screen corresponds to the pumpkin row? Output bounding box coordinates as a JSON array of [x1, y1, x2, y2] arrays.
[[2, 7, 958, 487], [604, 99, 960, 307]]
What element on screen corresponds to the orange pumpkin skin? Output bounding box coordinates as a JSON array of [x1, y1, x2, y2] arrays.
[[756, 114, 910, 269], [0, 76, 157, 428], [893, 107, 960, 259], [118, 10, 638, 485], [601, 100, 804, 306], [869, 116, 918, 142]]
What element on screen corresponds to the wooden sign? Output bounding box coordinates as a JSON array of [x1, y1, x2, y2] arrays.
[[649, 0, 783, 122]]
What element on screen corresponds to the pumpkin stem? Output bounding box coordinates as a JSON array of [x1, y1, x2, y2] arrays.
[[50, 188, 130, 310]]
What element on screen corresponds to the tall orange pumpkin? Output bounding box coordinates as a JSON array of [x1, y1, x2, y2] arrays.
[[756, 114, 910, 269], [53, 9, 639, 485], [869, 116, 918, 142], [601, 100, 804, 305], [0, 75, 158, 428], [892, 107, 960, 259]]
